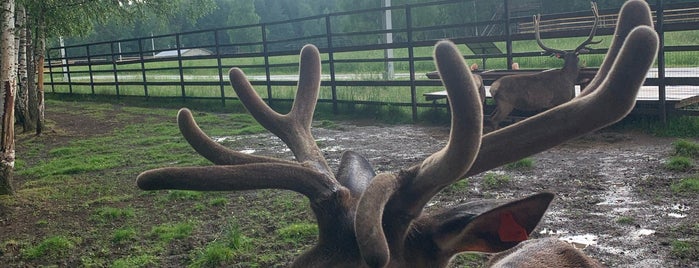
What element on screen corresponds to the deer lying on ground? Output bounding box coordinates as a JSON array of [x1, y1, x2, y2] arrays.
[[488, 2, 601, 130], [137, 0, 657, 266]]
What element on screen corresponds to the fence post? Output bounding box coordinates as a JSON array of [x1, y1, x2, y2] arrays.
[[261, 24, 273, 104], [407, 5, 418, 122], [86, 45, 95, 95], [325, 15, 338, 114], [138, 39, 149, 98], [110, 42, 120, 97], [215, 30, 226, 106], [656, 0, 667, 124], [504, 0, 513, 70], [176, 34, 187, 101]]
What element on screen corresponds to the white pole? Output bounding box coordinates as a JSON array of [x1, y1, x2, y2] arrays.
[[59, 36, 67, 81], [383, 0, 394, 80], [118, 42, 122, 61], [151, 32, 155, 57]]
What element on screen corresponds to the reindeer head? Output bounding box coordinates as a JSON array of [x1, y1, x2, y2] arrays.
[[137, 1, 658, 266], [534, 2, 602, 69]]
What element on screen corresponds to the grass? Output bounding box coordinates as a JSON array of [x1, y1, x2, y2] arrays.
[[112, 227, 138, 244], [617, 115, 699, 138], [111, 254, 159, 268], [671, 176, 699, 194], [190, 243, 236, 267], [670, 240, 699, 260], [482, 172, 512, 189], [150, 222, 195, 243], [277, 223, 319, 246], [673, 139, 699, 159], [92, 206, 135, 222], [665, 156, 695, 172], [505, 157, 535, 170], [22, 235, 76, 260]]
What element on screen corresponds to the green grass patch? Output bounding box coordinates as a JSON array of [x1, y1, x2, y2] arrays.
[[208, 197, 228, 207], [665, 156, 694, 172], [190, 243, 235, 267], [671, 176, 699, 194], [111, 254, 159, 268], [277, 223, 318, 245], [673, 139, 699, 158], [165, 190, 204, 201], [112, 227, 138, 244], [670, 240, 699, 260], [22, 235, 76, 260], [482, 172, 511, 189], [505, 158, 535, 170], [150, 222, 195, 243], [92, 206, 135, 222], [616, 115, 699, 138], [448, 179, 470, 191]]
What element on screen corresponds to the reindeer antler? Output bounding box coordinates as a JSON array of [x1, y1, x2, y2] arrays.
[[535, 1, 602, 56], [137, 45, 341, 202]]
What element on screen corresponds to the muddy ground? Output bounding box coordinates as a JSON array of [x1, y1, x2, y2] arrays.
[[231, 120, 698, 267]]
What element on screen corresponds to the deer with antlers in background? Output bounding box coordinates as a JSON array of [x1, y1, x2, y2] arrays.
[[488, 2, 602, 130], [137, 1, 657, 267]]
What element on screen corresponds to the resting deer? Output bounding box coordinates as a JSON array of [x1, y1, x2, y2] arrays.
[[488, 2, 601, 130], [137, 0, 657, 266]]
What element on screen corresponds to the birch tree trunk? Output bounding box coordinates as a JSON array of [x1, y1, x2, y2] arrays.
[[34, 16, 44, 135], [0, 0, 16, 195], [15, 5, 29, 132]]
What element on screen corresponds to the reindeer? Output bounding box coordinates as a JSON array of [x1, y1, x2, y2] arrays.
[[136, 1, 657, 266], [488, 2, 601, 130]]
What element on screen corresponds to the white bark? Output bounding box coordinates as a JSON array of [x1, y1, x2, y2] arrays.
[[0, 0, 16, 195]]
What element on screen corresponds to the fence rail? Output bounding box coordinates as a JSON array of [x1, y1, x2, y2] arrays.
[[45, 0, 699, 121]]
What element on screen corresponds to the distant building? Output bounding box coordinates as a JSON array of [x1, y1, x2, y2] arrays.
[[154, 48, 213, 58]]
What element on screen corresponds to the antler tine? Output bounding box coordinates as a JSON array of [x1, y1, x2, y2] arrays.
[[229, 44, 331, 176], [534, 14, 566, 56], [355, 41, 483, 267], [574, 1, 602, 53], [175, 108, 291, 165], [581, 0, 653, 96], [466, 1, 658, 177], [136, 163, 338, 200]]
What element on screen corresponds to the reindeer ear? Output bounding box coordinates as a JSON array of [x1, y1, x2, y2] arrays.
[[431, 193, 554, 254], [336, 151, 376, 195]]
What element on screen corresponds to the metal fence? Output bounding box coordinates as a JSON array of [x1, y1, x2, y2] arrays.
[[45, 0, 699, 120]]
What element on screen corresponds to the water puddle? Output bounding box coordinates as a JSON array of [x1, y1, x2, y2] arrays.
[[660, 203, 691, 219], [560, 233, 599, 249]]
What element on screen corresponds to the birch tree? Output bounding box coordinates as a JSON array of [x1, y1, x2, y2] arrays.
[[0, 0, 16, 195]]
